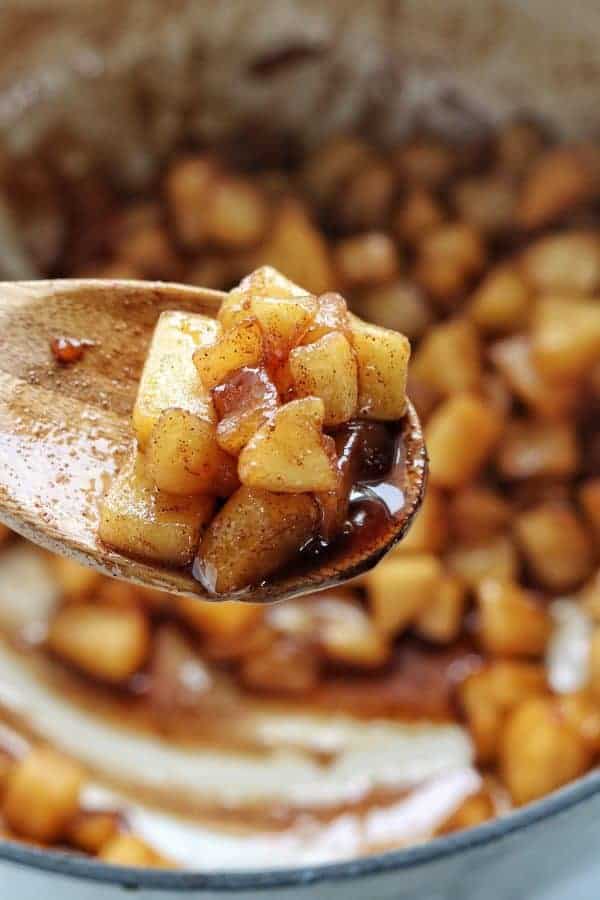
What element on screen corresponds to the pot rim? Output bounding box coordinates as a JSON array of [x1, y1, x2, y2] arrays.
[[1, 768, 599, 891]]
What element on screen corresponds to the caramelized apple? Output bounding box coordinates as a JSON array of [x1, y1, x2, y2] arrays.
[[132, 311, 218, 449], [196, 486, 320, 594], [213, 366, 279, 456], [289, 331, 358, 425], [238, 397, 339, 492], [99, 451, 214, 566]]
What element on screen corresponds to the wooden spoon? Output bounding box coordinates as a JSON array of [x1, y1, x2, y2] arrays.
[[0, 279, 426, 602]]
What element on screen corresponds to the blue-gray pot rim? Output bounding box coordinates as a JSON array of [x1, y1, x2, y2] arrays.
[[0, 767, 598, 890]]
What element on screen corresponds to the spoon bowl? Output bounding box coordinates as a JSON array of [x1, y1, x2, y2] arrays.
[[0, 279, 426, 602]]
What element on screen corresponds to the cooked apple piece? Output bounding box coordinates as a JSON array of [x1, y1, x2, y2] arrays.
[[177, 596, 262, 639], [351, 316, 410, 419], [289, 332, 358, 426], [48, 603, 150, 683], [315, 594, 390, 667], [132, 311, 219, 449], [238, 397, 339, 492], [193, 318, 263, 389], [250, 199, 336, 295], [218, 266, 308, 331], [51, 556, 101, 599], [146, 409, 238, 495], [99, 451, 214, 566], [366, 553, 442, 636], [196, 486, 320, 593], [213, 366, 279, 456], [250, 293, 317, 363], [300, 292, 352, 345], [532, 296, 600, 380], [4, 748, 84, 844]]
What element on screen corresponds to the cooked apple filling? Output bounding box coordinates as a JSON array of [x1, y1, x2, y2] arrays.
[[99, 267, 410, 592]]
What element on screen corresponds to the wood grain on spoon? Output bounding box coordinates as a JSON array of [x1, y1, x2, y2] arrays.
[[0, 279, 426, 602]]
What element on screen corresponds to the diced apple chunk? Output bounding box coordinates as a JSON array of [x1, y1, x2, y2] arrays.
[[532, 296, 600, 380], [238, 397, 339, 492], [193, 319, 263, 389], [99, 451, 214, 566], [251, 200, 336, 295], [289, 332, 358, 425], [250, 293, 317, 362], [218, 266, 308, 331], [213, 366, 279, 456], [48, 603, 150, 683], [132, 311, 219, 449], [300, 292, 352, 345], [196, 486, 320, 593], [351, 316, 410, 419], [146, 409, 238, 496]]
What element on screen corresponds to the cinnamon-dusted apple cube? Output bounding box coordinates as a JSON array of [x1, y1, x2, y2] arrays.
[[238, 397, 339, 492], [449, 485, 511, 544], [206, 175, 269, 249], [300, 292, 352, 345], [476, 578, 551, 658], [365, 553, 443, 636], [218, 266, 308, 331], [520, 231, 600, 294], [251, 199, 336, 296], [213, 366, 279, 456], [99, 451, 214, 567], [514, 502, 594, 591], [66, 811, 119, 854], [517, 146, 599, 229], [132, 311, 219, 450], [352, 281, 433, 341], [4, 748, 84, 843], [177, 596, 262, 639], [317, 595, 390, 667], [411, 317, 481, 395], [51, 556, 101, 599], [146, 409, 238, 495], [469, 265, 532, 334], [289, 332, 358, 425], [531, 296, 600, 381], [196, 486, 320, 594], [100, 833, 170, 868], [414, 574, 466, 644], [48, 603, 150, 683], [458, 661, 547, 764], [490, 334, 578, 419], [164, 154, 217, 249], [249, 292, 317, 362], [351, 316, 410, 420], [334, 232, 399, 288], [447, 533, 519, 588], [501, 697, 590, 805], [194, 318, 263, 389], [426, 393, 503, 489], [496, 419, 578, 480]]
